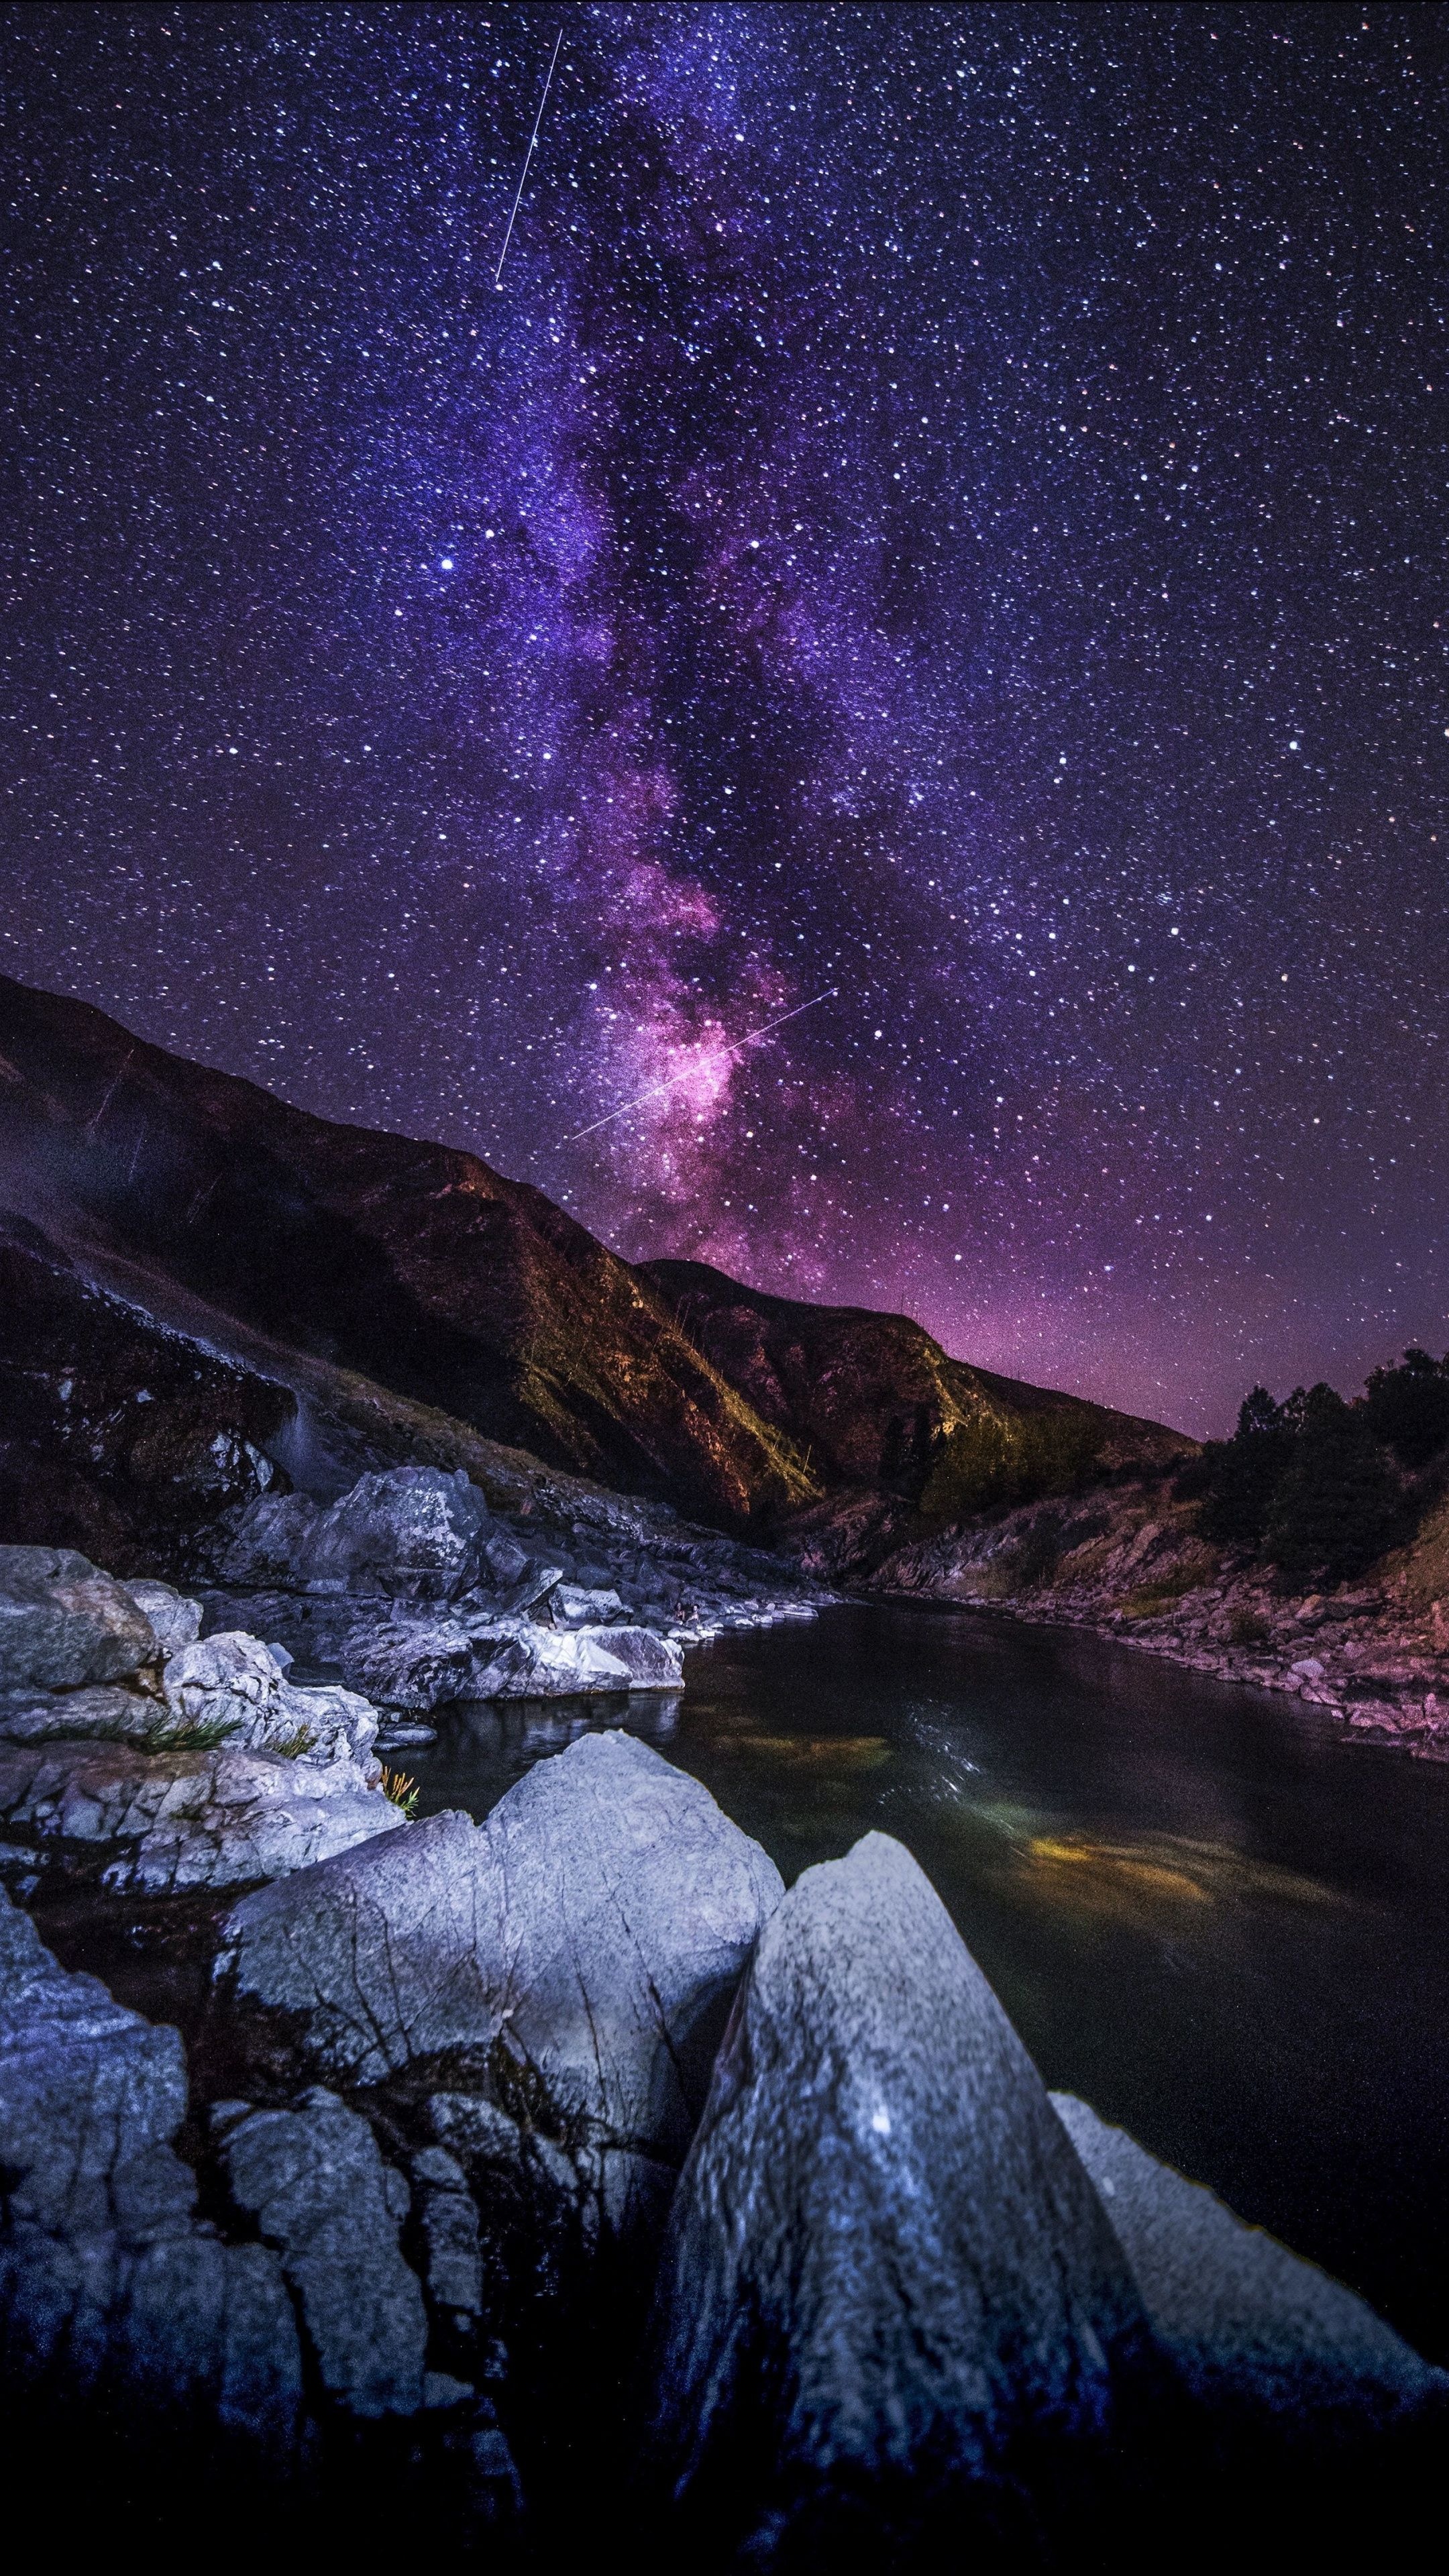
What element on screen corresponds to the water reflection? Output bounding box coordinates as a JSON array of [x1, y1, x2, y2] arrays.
[[403, 1601, 1449, 2366]]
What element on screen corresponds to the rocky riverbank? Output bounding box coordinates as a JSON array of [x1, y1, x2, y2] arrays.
[[851, 1477, 1449, 1762], [1, 1537, 1444, 2560]]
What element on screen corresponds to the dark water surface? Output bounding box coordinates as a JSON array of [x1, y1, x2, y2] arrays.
[[405, 1599, 1449, 2366]]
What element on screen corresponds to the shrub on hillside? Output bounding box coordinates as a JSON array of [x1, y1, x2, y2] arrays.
[[1362, 1347, 1449, 1472], [1179, 1385, 1297, 1546], [1264, 1385, 1407, 1582], [919, 1406, 1105, 1522]]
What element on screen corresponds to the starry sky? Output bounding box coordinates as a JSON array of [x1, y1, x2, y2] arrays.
[[3, 3, 1446, 1434]]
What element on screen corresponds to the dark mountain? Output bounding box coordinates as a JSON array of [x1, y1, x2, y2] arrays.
[[0, 975, 1187, 1536]]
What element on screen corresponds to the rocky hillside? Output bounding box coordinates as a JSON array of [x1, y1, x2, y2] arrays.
[[0, 973, 1185, 1538], [645, 1259, 1184, 1501], [869, 1468, 1449, 1760]]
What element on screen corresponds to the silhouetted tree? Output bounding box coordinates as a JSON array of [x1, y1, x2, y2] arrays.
[[1265, 1385, 1405, 1581], [1189, 1385, 1297, 1547], [1362, 1347, 1449, 1472]]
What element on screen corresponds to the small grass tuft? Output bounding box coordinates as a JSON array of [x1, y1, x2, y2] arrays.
[[270, 1723, 316, 1760], [379, 1764, 421, 1819], [142, 1717, 239, 1754]]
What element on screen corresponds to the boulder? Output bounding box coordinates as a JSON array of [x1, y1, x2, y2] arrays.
[[579, 1624, 683, 1688], [159, 1630, 378, 1763], [1051, 2094, 1447, 2433], [217, 2090, 429, 2419], [339, 1612, 677, 1709], [224, 1466, 492, 1599], [0, 1884, 303, 2446], [551, 1585, 627, 1627], [120, 1578, 203, 1658], [0, 1733, 402, 1892], [0, 1544, 158, 1693], [217, 1731, 784, 2160], [216, 1489, 320, 1587], [645, 1833, 1152, 2559], [0, 1682, 162, 1743]]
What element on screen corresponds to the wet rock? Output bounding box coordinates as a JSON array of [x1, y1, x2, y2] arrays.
[[578, 1625, 683, 1688], [0, 1884, 303, 2444], [217, 2088, 429, 2419], [0, 1544, 158, 1693], [217, 1731, 783, 2161], [646, 1832, 1151, 2559], [0, 1732, 401, 1892], [1051, 2094, 1447, 2432]]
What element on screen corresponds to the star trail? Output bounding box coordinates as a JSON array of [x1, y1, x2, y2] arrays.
[[3, 3, 1446, 1430]]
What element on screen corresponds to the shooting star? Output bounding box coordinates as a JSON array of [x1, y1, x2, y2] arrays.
[[494, 28, 564, 286], [559, 988, 839, 1145]]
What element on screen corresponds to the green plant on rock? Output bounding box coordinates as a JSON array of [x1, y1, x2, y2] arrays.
[[1227, 1607, 1271, 1646], [378, 1764, 420, 1819], [141, 1715, 239, 1754], [269, 1723, 316, 1760]]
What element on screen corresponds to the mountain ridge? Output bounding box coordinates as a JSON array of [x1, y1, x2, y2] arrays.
[[0, 971, 1188, 1534]]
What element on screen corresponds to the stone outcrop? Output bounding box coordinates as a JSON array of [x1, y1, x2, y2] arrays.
[[218, 1732, 782, 2161], [1052, 2094, 1446, 2434], [0, 1550, 398, 1890], [216, 2088, 430, 2418], [0, 1883, 304, 2451], [159, 1629, 378, 1762], [339, 1610, 682, 1709], [221, 1465, 494, 1599], [0, 1543, 158, 1693], [122, 1576, 203, 1655], [0, 1734, 402, 1892], [0, 1228, 292, 1575], [645, 1833, 1152, 2557]]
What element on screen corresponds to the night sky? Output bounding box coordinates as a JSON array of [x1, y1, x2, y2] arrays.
[[4, 4, 1446, 1433]]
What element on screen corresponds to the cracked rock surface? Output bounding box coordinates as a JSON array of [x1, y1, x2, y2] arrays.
[[0, 1882, 303, 2448], [645, 1831, 1150, 2555], [218, 1729, 783, 2158]]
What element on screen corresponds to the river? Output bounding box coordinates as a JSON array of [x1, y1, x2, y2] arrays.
[[405, 1598, 1449, 2367]]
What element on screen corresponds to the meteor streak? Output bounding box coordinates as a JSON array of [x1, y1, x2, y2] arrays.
[[494, 29, 563, 286], [560, 987, 838, 1144]]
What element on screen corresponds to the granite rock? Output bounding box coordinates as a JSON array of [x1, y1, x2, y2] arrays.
[[0, 1732, 401, 1892], [217, 1731, 783, 2159], [0, 1884, 302, 2445], [646, 1832, 1152, 2559], [1052, 2093, 1447, 2434], [0, 1544, 158, 1693], [218, 2088, 429, 2418]]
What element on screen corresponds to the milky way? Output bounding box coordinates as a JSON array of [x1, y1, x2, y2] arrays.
[[3, 4, 1446, 1430]]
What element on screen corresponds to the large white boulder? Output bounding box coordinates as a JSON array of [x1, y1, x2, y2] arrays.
[[645, 1833, 1152, 2558], [217, 1731, 782, 2160]]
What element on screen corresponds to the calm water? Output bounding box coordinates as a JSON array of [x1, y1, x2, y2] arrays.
[[402, 1600, 1449, 2365]]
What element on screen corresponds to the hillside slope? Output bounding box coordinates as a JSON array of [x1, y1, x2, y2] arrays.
[[0, 974, 1187, 1534], [0, 975, 815, 1528]]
